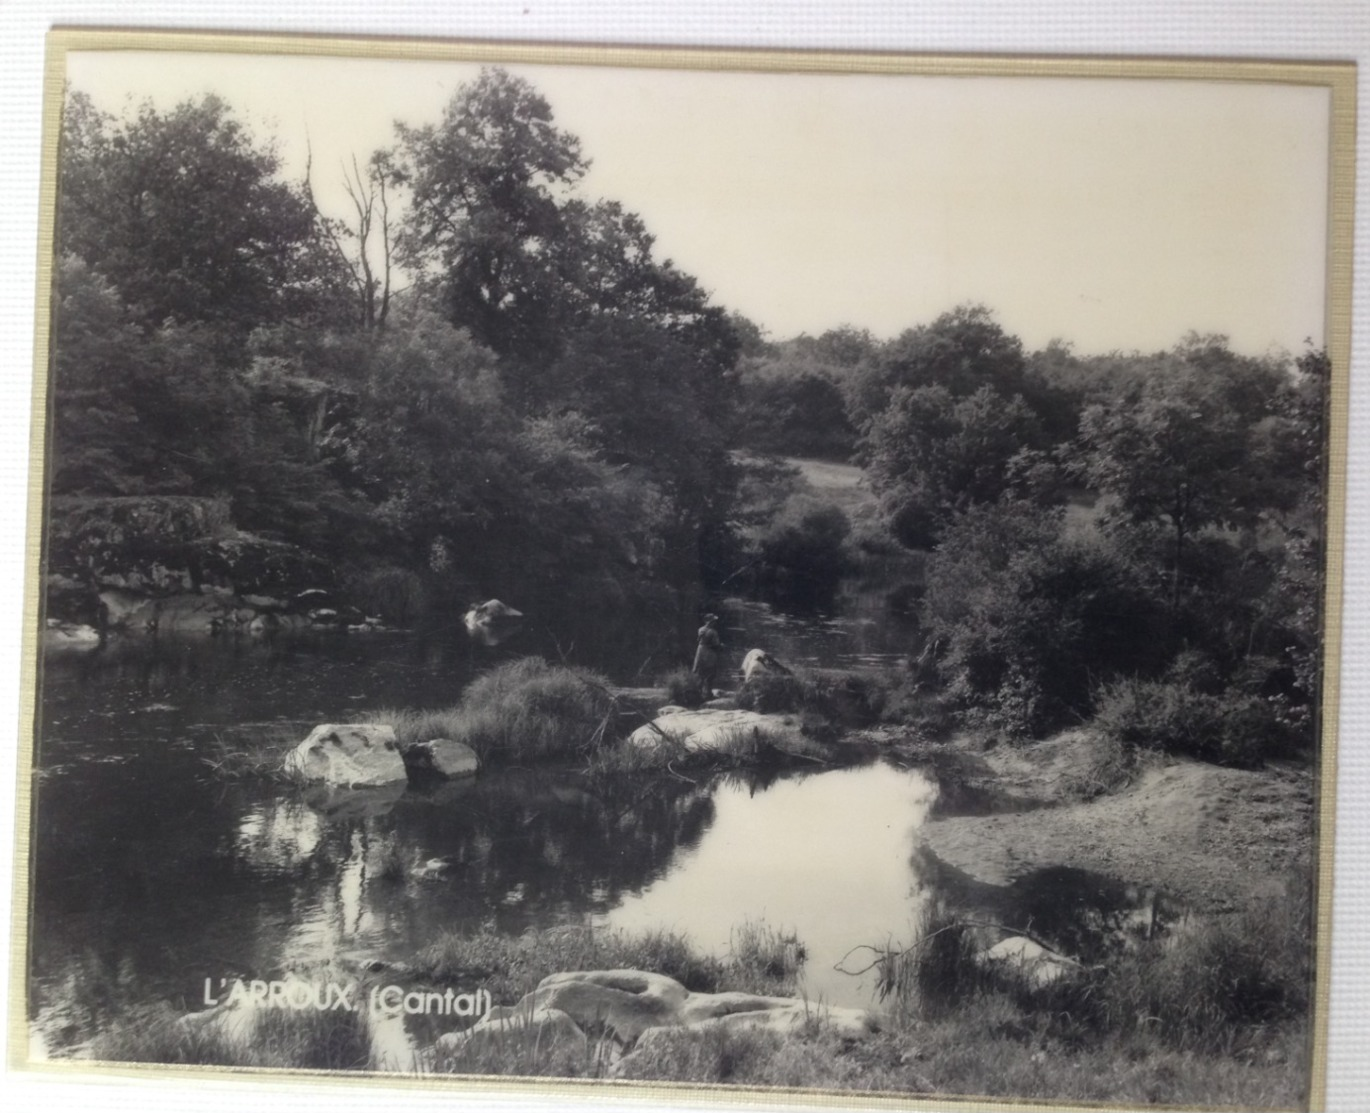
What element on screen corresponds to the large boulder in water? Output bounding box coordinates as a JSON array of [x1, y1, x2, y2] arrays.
[[285, 724, 407, 788]]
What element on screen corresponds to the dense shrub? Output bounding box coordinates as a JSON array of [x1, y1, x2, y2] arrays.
[[755, 496, 851, 583], [1090, 678, 1292, 767], [662, 666, 709, 709], [736, 667, 882, 728], [923, 504, 1170, 738]]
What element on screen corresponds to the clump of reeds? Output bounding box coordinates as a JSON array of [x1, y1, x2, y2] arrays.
[[728, 919, 807, 996], [368, 657, 617, 764], [199, 726, 304, 783], [661, 666, 709, 709]]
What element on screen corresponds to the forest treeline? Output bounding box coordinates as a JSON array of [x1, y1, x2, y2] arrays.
[[51, 67, 1328, 758]]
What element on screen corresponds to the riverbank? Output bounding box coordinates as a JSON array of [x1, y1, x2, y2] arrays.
[[885, 726, 1316, 914]]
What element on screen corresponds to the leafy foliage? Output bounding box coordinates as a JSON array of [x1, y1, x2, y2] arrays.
[[58, 91, 344, 339]]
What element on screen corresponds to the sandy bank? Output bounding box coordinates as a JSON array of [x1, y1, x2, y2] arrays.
[[917, 733, 1315, 914]]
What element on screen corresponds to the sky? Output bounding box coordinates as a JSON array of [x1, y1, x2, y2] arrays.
[[63, 49, 1332, 357]]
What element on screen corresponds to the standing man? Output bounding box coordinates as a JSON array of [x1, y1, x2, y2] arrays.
[[692, 613, 723, 697]]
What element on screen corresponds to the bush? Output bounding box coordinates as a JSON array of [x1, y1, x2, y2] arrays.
[[1091, 678, 1293, 767], [1039, 885, 1312, 1055], [921, 504, 1170, 738], [662, 665, 708, 708], [736, 667, 882, 728], [755, 496, 851, 583], [373, 657, 616, 764]]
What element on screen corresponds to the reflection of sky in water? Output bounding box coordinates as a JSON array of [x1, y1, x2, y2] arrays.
[[602, 762, 935, 1009], [234, 801, 323, 871], [29, 605, 934, 1058]]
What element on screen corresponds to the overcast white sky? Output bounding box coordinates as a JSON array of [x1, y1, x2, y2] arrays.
[[63, 50, 1330, 358]]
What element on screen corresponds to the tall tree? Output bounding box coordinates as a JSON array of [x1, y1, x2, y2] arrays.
[[1077, 342, 1288, 612], [864, 383, 1044, 547], [392, 68, 588, 367], [845, 303, 1027, 435], [392, 69, 740, 405], [57, 91, 342, 340]]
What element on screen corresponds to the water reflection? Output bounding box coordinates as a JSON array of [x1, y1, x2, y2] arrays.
[[602, 762, 938, 1009], [912, 849, 1182, 961], [29, 606, 1164, 1064]]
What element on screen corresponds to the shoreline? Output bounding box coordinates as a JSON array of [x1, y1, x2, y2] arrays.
[[888, 727, 1315, 914]]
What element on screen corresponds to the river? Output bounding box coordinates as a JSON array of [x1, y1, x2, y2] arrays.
[[28, 580, 944, 1057]]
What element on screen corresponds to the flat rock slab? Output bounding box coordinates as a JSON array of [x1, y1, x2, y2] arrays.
[[285, 723, 407, 788], [627, 708, 807, 754]]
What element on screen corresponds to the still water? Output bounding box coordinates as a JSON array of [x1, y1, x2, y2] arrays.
[[29, 590, 939, 1057]]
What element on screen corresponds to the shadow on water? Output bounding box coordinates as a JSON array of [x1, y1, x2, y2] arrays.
[[912, 846, 1183, 964]]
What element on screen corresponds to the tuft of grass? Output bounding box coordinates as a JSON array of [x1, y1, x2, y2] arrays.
[[661, 666, 708, 709], [430, 1012, 610, 1078], [728, 920, 807, 996], [368, 657, 617, 765], [90, 994, 377, 1070], [411, 924, 729, 1005], [413, 920, 806, 1010], [199, 726, 304, 783], [1058, 729, 1144, 801]]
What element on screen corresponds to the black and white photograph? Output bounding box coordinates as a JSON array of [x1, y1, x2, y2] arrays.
[[9, 27, 1354, 1113]]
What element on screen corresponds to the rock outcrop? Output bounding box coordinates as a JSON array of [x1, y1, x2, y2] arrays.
[[463, 599, 524, 629], [285, 723, 407, 788], [44, 494, 338, 635], [627, 708, 808, 755], [437, 969, 878, 1061]]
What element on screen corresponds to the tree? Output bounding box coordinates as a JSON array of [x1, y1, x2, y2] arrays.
[[392, 68, 588, 366], [1077, 348, 1282, 611], [50, 254, 254, 497], [393, 69, 740, 410], [57, 91, 342, 340], [844, 304, 1026, 435], [863, 383, 1044, 547], [922, 501, 1169, 737], [306, 150, 398, 331]]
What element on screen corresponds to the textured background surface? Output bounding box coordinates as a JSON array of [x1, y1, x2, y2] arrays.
[[2, 4, 1366, 1112]]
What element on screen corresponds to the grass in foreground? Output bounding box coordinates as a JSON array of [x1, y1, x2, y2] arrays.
[[410, 921, 805, 1005], [90, 992, 376, 1070], [77, 899, 1311, 1108]]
